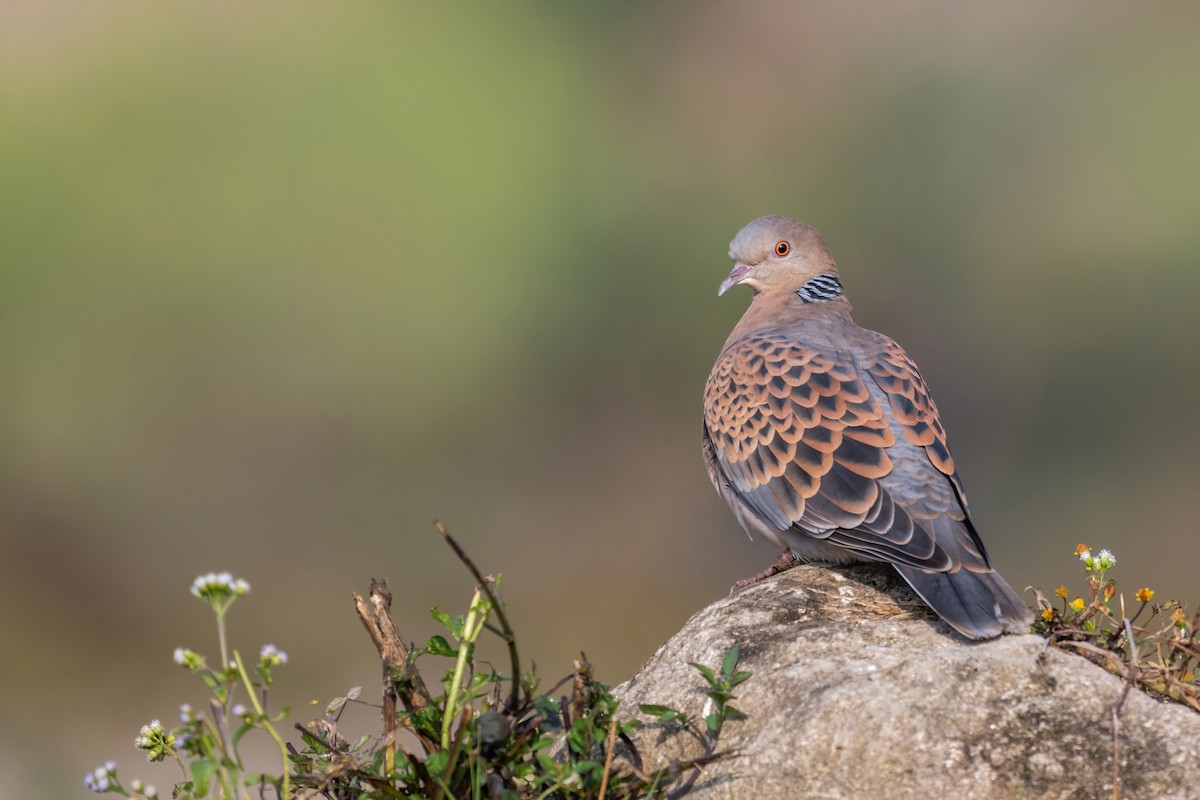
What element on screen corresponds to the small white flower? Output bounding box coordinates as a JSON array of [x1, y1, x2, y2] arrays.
[[84, 765, 112, 793], [145, 786, 158, 799], [1077, 549, 1091, 561], [260, 643, 289, 665], [1097, 549, 1115, 565], [191, 572, 250, 599], [135, 719, 164, 748], [173, 647, 186, 664], [180, 703, 192, 721], [232, 703, 247, 717], [131, 778, 144, 792]]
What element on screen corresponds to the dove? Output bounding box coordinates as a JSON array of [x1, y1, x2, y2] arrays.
[[702, 215, 1031, 639]]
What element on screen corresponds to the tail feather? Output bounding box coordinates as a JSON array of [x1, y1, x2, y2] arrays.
[[893, 564, 1032, 640]]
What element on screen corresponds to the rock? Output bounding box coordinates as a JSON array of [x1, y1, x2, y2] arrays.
[[614, 564, 1200, 800]]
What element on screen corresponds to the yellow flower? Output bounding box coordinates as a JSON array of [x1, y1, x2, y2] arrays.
[[1070, 597, 1086, 613], [1136, 587, 1154, 603], [1074, 543, 1091, 558], [1055, 585, 1069, 599], [1040, 608, 1054, 621]]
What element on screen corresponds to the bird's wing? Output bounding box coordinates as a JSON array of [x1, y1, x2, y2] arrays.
[[861, 337, 990, 566], [703, 332, 984, 571]]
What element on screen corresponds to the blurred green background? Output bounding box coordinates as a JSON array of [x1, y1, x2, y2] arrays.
[[2, 1, 1198, 795]]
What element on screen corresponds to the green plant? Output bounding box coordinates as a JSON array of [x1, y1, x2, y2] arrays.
[[1033, 544, 1198, 711], [1032, 545, 1198, 800], [82, 572, 292, 799], [636, 644, 750, 798], [83, 526, 748, 799]]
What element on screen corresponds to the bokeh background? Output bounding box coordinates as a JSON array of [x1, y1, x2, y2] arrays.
[[2, 1, 1198, 796]]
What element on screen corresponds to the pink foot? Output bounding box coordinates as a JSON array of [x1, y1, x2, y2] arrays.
[[734, 548, 799, 590]]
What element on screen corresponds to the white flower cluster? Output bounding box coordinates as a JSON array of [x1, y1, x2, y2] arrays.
[[130, 778, 158, 798], [260, 643, 289, 666], [134, 720, 164, 749], [190, 572, 250, 598], [83, 761, 116, 792], [1079, 547, 1116, 572]]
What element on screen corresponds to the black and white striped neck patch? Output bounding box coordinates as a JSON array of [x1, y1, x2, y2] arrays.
[[796, 272, 843, 303]]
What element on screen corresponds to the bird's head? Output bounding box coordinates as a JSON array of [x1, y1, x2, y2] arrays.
[[719, 215, 839, 297]]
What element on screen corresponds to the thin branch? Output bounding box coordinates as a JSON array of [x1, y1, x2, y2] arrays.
[[435, 519, 524, 715], [597, 715, 618, 798]]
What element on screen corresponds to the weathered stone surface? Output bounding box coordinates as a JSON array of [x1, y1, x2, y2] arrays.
[[614, 564, 1200, 800]]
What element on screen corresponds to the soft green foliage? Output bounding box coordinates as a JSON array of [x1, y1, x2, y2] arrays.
[[633, 645, 752, 798], [83, 573, 292, 799], [84, 538, 749, 799], [1034, 545, 1199, 712]]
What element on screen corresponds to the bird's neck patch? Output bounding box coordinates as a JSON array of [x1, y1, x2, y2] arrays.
[[797, 272, 843, 303]]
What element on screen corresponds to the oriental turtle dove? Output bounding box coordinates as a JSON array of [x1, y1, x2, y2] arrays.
[[703, 215, 1031, 639]]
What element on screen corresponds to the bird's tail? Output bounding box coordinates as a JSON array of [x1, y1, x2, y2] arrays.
[[893, 564, 1032, 640]]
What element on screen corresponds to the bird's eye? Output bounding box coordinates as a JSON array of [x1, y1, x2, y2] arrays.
[[775, 240, 790, 256]]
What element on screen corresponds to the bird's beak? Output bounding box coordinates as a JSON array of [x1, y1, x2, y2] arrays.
[[718, 263, 752, 297]]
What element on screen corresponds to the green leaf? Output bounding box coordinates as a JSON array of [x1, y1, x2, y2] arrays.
[[705, 712, 721, 735], [430, 606, 452, 630], [450, 615, 466, 640], [730, 669, 752, 687], [425, 749, 450, 776], [532, 695, 563, 729], [639, 704, 687, 725], [722, 643, 741, 680], [426, 635, 456, 657], [706, 689, 731, 704], [689, 662, 717, 685], [530, 733, 557, 750], [231, 720, 256, 748], [723, 705, 747, 721], [189, 757, 221, 798]]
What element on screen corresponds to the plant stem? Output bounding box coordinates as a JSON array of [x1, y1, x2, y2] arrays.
[[442, 587, 489, 749], [216, 609, 230, 673], [234, 651, 291, 799]]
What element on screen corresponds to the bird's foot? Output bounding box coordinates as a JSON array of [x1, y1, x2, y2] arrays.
[[733, 548, 799, 591]]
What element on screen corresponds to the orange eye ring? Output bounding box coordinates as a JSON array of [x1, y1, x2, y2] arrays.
[[775, 240, 790, 256]]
